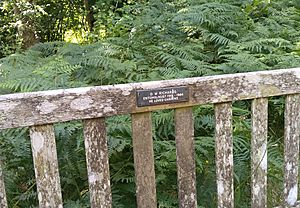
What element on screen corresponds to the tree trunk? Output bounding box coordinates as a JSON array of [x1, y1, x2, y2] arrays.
[[14, 0, 40, 49], [84, 0, 95, 31]]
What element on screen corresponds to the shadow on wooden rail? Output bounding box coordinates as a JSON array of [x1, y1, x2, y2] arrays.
[[1, 68, 300, 207]]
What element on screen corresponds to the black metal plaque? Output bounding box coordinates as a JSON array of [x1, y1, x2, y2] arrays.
[[136, 86, 189, 107]]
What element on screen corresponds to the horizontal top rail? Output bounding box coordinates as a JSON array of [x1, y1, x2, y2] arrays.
[[1, 67, 300, 129]]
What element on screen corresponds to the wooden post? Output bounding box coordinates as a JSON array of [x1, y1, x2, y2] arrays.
[[175, 107, 197, 208], [30, 125, 63, 208], [0, 161, 7, 208], [215, 102, 234, 208], [83, 118, 112, 208], [251, 98, 268, 208], [284, 94, 300, 206], [132, 112, 157, 208]]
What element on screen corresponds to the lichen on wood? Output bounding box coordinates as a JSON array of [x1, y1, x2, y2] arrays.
[[83, 118, 112, 208], [284, 94, 300, 206], [2, 68, 300, 208], [2, 68, 300, 129], [30, 125, 63, 208], [251, 98, 268, 208], [131, 112, 157, 207], [215, 102, 234, 208], [0, 161, 7, 208], [175, 107, 197, 208], [274, 201, 300, 208]]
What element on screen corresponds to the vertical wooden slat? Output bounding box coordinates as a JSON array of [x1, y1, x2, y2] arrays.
[[132, 112, 157, 208], [83, 118, 112, 208], [0, 161, 8, 208], [251, 98, 268, 208], [175, 107, 197, 208], [284, 94, 300, 206], [215, 102, 234, 208], [30, 125, 63, 208]]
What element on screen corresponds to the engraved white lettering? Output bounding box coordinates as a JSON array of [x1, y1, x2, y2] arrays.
[[137, 87, 188, 107]]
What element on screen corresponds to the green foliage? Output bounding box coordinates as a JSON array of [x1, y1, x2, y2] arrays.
[[0, 128, 36, 207], [0, 2, 20, 58], [1, 0, 300, 207]]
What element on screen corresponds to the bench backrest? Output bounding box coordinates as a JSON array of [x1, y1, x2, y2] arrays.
[[1, 68, 300, 207]]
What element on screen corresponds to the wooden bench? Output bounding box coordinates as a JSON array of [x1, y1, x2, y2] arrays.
[[1, 68, 300, 207]]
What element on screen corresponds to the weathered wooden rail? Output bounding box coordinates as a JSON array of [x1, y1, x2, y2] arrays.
[[1, 68, 300, 207]]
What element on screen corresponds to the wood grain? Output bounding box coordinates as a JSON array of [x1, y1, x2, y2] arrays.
[[251, 98, 268, 208], [2, 68, 300, 129], [30, 125, 63, 208], [175, 107, 197, 208], [215, 102, 234, 208], [132, 112, 157, 208], [83, 118, 112, 208], [0, 161, 7, 208], [284, 94, 300, 206]]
